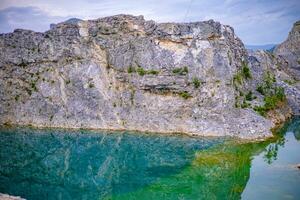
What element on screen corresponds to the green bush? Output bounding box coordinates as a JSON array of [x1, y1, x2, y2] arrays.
[[242, 62, 251, 79], [233, 72, 243, 86], [256, 85, 265, 95], [128, 66, 135, 73], [172, 67, 189, 75], [241, 100, 250, 108], [148, 70, 159, 75], [15, 95, 20, 102], [192, 77, 201, 88], [179, 91, 192, 99], [256, 71, 276, 96], [88, 83, 95, 88], [31, 82, 38, 92], [283, 79, 296, 85], [137, 67, 146, 76], [264, 71, 276, 88], [245, 91, 253, 101], [254, 106, 267, 116], [254, 87, 286, 116], [233, 61, 252, 87], [128, 66, 159, 76]]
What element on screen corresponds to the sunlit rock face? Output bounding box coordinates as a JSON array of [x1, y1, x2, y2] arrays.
[[0, 14, 295, 139]]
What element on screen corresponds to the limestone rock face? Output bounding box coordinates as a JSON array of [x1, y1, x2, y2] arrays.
[[275, 21, 300, 79], [0, 15, 293, 139], [273, 21, 300, 114]]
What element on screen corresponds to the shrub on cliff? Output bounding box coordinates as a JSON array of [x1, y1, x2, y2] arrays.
[[254, 86, 286, 116], [179, 91, 192, 99], [192, 77, 201, 88], [172, 67, 188, 75]]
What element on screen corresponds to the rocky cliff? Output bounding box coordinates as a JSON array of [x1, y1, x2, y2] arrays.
[[0, 15, 297, 139], [273, 21, 300, 114], [275, 21, 300, 78]]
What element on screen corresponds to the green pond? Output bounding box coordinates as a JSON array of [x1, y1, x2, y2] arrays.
[[0, 118, 299, 200]]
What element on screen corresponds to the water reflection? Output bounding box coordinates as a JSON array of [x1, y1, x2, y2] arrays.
[[0, 127, 223, 200], [242, 118, 300, 199], [263, 137, 285, 164], [0, 118, 299, 200]]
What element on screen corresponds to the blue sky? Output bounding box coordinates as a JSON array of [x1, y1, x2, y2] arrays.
[[0, 0, 299, 45]]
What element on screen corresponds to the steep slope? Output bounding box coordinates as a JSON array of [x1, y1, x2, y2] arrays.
[[274, 21, 300, 79], [0, 15, 292, 139], [273, 21, 300, 114]]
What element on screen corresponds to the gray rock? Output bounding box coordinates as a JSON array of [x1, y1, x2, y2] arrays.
[[0, 14, 296, 139], [0, 193, 25, 200]]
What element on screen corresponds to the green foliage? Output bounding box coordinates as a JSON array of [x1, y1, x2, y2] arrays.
[[233, 72, 243, 86], [253, 106, 267, 116], [128, 66, 159, 76], [136, 67, 146, 76], [241, 100, 250, 108], [147, 70, 159, 75], [283, 79, 296, 85], [264, 71, 276, 87], [30, 82, 38, 92], [15, 95, 20, 102], [242, 61, 251, 79], [172, 67, 189, 75], [192, 77, 201, 88], [256, 71, 276, 95], [254, 87, 286, 116], [127, 66, 136, 73], [256, 85, 265, 95], [245, 91, 254, 101], [88, 83, 95, 88], [233, 61, 252, 87], [179, 91, 192, 99]]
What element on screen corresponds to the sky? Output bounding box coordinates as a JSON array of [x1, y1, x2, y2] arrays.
[[0, 0, 299, 45]]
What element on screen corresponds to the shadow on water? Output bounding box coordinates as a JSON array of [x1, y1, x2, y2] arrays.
[[0, 117, 299, 200]]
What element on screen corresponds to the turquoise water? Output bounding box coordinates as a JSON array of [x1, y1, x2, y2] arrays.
[[0, 118, 299, 200]]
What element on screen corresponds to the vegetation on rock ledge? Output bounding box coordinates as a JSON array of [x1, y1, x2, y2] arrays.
[[128, 66, 159, 76], [172, 67, 188, 75], [179, 91, 192, 99], [254, 71, 286, 116]]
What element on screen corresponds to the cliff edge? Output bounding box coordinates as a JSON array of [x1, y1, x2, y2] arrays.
[[0, 15, 297, 139]]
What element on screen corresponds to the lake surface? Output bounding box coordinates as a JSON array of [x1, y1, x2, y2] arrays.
[[0, 118, 299, 200]]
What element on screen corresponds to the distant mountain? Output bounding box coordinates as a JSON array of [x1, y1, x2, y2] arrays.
[[245, 44, 276, 51]]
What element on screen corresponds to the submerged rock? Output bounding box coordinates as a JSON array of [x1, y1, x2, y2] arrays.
[[0, 193, 25, 200], [0, 14, 298, 139]]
